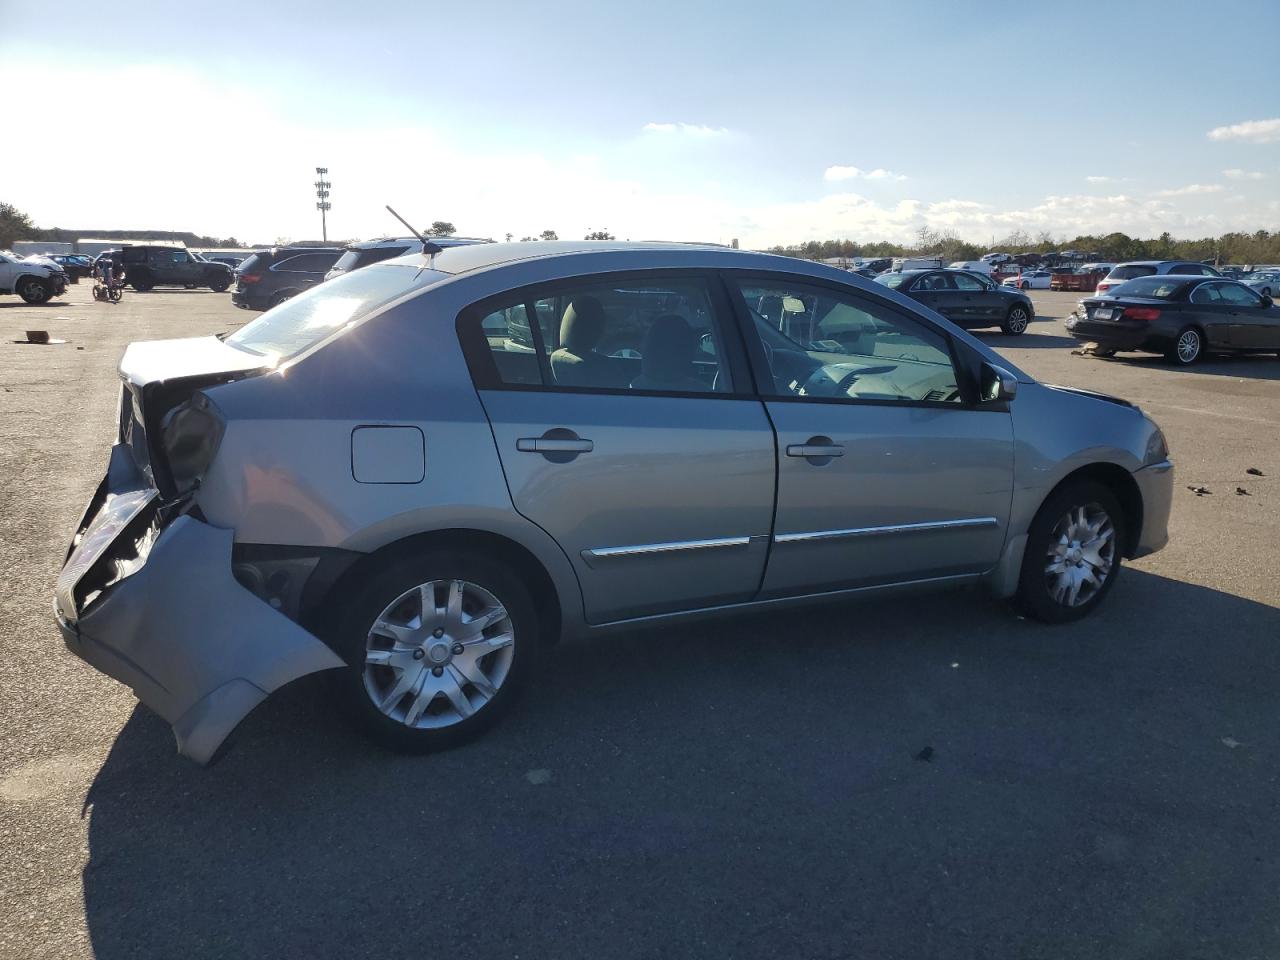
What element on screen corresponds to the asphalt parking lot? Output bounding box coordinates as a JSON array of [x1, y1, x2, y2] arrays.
[[1, 282, 1277, 960]]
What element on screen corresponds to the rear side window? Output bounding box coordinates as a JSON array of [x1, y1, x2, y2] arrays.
[[1109, 265, 1157, 280], [226, 264, 446, 361], [461, 276, 735, 395]]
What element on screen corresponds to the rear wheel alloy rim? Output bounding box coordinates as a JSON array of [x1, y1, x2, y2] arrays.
[[1008, 308, 1028, 332], [1176, 330, 1201, 363], [363, 579, 514, 729], [1044, 503, 1115, 607]]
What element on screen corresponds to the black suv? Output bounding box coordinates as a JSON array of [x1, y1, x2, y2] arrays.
[[115, 245, 234, 292], [231, 247, 344, 311]]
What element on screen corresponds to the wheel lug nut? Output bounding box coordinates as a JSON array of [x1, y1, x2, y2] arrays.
[[431, 666, 444, 677], [452, 643, 464, 656], [412, 649, 425, 660], [432, 628, 445, 639]]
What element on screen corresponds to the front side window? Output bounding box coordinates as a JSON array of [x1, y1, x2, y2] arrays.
[[951, 272, 987, 292], [1219, 283, 1262, 306], [464, 277, 732, 394], [734, 279, 962, 405]]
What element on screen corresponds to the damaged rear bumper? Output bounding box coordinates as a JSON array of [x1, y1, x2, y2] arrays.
[[54, 446, 343, 764]]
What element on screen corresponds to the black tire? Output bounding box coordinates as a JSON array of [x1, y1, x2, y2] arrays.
[[270, 291, 297, 308], [1016, 480, 1125, 624], [329, 550, 540, 753], [1166, 325, 1203, 365], [1002, 304, 1031, 335], [209, 276, 230, 293], [184, 283, 198, 289], [17, 277, 51, 304], [131, 270, 153, 292]]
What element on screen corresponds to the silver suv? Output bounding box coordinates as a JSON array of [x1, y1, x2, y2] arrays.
[[55, 242, 1174, 763]]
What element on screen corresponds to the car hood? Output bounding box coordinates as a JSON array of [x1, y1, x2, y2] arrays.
[[119, 335, 272, 388], [18, 256, 60, 272], [1043, 383, 1136, 410]]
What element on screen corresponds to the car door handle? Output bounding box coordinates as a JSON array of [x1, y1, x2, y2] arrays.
[[786, 442, 844, 458], [517, 437, 593, 453]]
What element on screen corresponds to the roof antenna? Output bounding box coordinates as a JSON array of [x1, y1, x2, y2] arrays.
[[385, 205, 442, 256]]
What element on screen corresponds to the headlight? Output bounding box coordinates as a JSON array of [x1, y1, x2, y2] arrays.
[[1144, 426, 1169, 464], [159, 392, 225, 493]]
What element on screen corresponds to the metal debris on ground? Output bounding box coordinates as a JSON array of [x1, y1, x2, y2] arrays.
[[1246, 468, 1264, 477], [1236, 487, 1250, 496], [1187, 485, 1213, 496]]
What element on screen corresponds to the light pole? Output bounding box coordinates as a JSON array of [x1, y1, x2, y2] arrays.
[[314, 167, 332, 242]]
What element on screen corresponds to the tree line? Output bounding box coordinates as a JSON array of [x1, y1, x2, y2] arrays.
[[768, 226, 1280, 266]]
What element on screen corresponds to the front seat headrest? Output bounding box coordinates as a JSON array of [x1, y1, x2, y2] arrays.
[[560, 297, 606, 353], [641, 314, 697, 382]]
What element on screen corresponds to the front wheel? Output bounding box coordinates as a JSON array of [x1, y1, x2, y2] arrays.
[[1002, 304, 1031, 335], [1016, 480, 1124, 623], [209, 277, 230, 293], [1167, 326, 1203, 365], [331, 551, 539, 753], [18, 278, 51, 304]]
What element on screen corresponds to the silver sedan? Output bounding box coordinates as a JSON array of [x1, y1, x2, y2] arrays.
[[54, 241, 1174, 763]]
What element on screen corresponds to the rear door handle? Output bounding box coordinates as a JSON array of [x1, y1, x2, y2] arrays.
[[786, 442, 844, 458], [517, 437, 593, 453]]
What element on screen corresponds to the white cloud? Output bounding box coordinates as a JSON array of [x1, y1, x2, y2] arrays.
[[1153, 184, 1225, 197], [642, 122, 729, 137], [1223, 168, 1265, 180], [823, 165, 906, 182], [1207, 118, 1280, 143], [1086, 175, 1133, 184]]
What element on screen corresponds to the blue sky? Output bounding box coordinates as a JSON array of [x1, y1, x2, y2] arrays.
[[2, 0, 1277, 246]]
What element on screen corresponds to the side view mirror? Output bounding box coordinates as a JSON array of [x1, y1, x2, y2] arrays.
[[1261, 295, 1273, 308], [981, 362, 1018, 403]]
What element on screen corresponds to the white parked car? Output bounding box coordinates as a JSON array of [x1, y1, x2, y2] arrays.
[[1002, 270, 1052, 290], [949, 260, 994, 275], [1241, 270, 1280, 298], [0, 249, 68, 304]]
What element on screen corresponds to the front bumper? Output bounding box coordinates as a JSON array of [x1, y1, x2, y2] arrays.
[[230, 288, 268, 311], [54, 445, 343, 764], [1132, 459, 1174, 558]]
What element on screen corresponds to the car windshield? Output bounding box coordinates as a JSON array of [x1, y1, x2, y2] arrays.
[[874, 273, 908, 288], [1109, 277, 1189, 300], [226, 263, 447, 361]]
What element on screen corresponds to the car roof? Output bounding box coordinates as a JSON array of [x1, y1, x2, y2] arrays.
[[385, 239, 794, 277], [1115, 260, 1208, 267], [348, 236, 492, 250]]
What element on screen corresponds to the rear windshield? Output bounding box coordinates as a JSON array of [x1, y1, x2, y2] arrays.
[[226, 263, 446, 361], [236, 252, 265, 274], [333, 245, 415, 274], [1109, 277, 1189, 300], [1108, 265, 1157, 280]]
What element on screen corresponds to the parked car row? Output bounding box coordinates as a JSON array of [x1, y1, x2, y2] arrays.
[[0, 249, 69, 303], [231, 236, 491, 311]]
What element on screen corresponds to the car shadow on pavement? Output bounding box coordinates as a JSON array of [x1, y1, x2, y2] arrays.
[[977, 331, 1079, 350], [1092, 353, 1280, 382], [79, 570, 1280, 959]]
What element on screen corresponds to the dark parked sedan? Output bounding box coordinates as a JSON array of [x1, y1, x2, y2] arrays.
[[1064, 275, 1280, 365], [49, 254, 94, 282], [876, 269, 1035, 335]]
